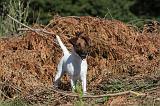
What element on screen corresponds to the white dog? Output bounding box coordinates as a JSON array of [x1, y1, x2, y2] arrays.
[[54, 33, 91, 94]]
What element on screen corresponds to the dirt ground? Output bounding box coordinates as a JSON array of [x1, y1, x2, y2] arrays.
[[0, 16, 160, 105]]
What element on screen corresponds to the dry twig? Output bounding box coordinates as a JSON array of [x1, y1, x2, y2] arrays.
[[0, 90, 11, 99], [7, 15, 34, 31], [50, 88, 145, 98], [7, 15, 54, 36], [17, 28, 54, 35]]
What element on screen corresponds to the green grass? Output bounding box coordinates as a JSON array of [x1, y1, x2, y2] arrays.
[[95, 96, 109, 104], [0, 0, 30, 36], [74, 82, 85, 106], [0, 99, 29, 106]]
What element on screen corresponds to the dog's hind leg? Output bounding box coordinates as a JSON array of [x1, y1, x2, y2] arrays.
[[54, 58, 64, 88]]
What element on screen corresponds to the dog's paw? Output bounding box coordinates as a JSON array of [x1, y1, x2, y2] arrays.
[[53, 83, 59, 89], [83, 92, 94, 96], [83, 92, 89, 96]]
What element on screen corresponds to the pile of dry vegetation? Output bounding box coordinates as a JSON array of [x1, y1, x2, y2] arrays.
[[0, 16, 160, 105]]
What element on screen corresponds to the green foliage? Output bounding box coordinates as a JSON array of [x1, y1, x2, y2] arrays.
[[102, 79, 125, 92], [0, 99, 29, 106], [130, 0, 160, 17], [103, 0, 138, 22], [74, 100, 85, 106], [95, 96, 109, 104], [74, 82, 85, 106], [0, 0, 30, 36], [28, 0, 138, 24], [1, 0, 160, 26]]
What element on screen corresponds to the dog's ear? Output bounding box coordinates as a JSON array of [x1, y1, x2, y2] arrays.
[[69, 37, 78, 46], [82, 36, 91, 46]]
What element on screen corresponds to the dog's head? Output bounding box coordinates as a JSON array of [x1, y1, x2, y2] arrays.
[[69, 32, 91, 59]]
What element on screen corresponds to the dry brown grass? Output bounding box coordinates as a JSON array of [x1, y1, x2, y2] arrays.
[[0, 16, 160, 105]]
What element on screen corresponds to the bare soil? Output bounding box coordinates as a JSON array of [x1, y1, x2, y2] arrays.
[[0, 16, 160, 105]]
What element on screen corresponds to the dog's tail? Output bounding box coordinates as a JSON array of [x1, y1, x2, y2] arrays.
[[56, 35, 69, 54]]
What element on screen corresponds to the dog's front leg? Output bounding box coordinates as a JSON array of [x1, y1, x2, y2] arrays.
[[70, 78, 76, 92], [80, 61, 87, 95], [81, 76, 87, 95]]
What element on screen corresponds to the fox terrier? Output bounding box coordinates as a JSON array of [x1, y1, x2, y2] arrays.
[[54, 32, 91, 94]]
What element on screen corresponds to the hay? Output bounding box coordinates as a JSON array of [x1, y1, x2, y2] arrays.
[[0, 16, 160, 102]]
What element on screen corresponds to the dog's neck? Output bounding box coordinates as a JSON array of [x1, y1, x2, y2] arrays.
[[71, 48, 86, 62]]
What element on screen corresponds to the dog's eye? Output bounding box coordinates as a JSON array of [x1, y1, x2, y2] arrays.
[[75, 43, 81, 47], [78, 43, 81, 46], [74, 44, 79, 48]]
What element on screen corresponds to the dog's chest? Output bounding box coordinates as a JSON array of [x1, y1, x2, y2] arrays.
[[65, 55, 87, 77]]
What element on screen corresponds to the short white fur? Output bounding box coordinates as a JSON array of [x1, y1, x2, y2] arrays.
[[54, 35, 88, 94]]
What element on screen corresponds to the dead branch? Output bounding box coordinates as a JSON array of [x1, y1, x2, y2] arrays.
[[17, 28, 54, 35], [50, 88, 146, 98], [7, 15, 54, 36], [0, 90, 11, 99], [7, 15, 35, 31]]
